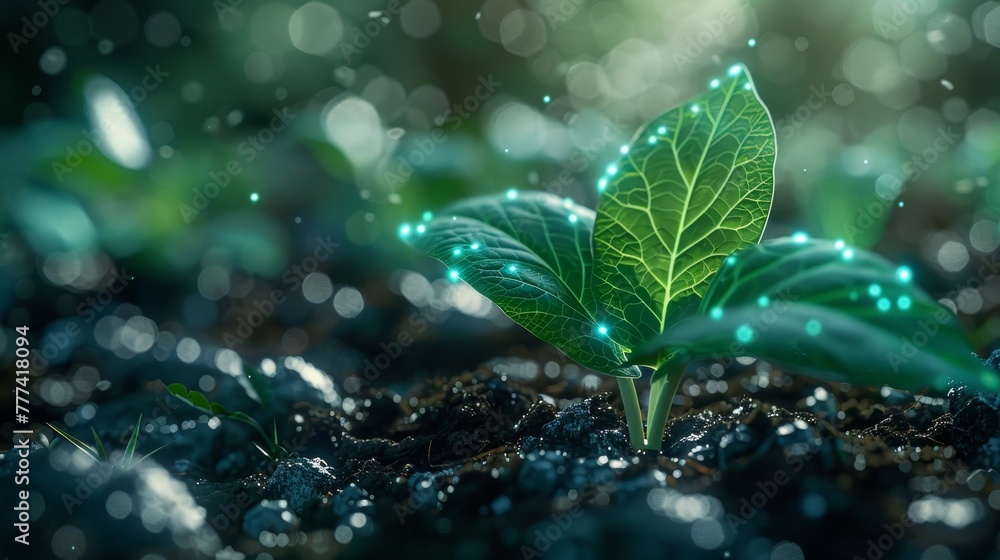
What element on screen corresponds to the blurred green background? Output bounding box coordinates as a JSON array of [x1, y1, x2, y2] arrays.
[[2, 0, 1000, 391]]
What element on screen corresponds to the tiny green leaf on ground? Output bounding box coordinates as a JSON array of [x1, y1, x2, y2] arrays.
[[401, 191, 639, 378], [639, 237, 1000, 392], [593, 64, 776, 357]]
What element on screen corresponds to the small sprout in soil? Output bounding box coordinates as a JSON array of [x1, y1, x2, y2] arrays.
[[46, 414, 176, 469], [402, 65, 1000, 452]]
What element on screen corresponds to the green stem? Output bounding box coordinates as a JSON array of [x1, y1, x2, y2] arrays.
[[644, 362, 685, 451], [617, 377, 646, 451]]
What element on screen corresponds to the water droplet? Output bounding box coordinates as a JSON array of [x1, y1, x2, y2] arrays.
[[940, 79, 954, 91], [690, 104, 701, 113], [647, 135, 657, 144], [657, 125, 667, 135], [728, 64, 741, 76], [805, 319, 822, 336]]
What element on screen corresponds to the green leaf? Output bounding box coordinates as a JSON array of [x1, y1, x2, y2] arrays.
[[46, 423, 101, 464], [638, 238, 999, 393], [122, 414, 143, 467], [90, 427, 108, 461], [240, 362, 272, 408], [593, 64, 776, 357], [401, 191, 639, 378]]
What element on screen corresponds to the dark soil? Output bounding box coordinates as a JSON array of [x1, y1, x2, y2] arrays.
[[3, 349, 1000, 560]]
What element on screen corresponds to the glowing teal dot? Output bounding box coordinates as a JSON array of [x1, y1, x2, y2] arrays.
[[543, 95, 551, 103], [834, 239, 845, 249], [877, 297, 891, 312], [416, 224, 427, 234], [569, 214, 578, 223], [805, 319, 822, 336], [897, 295, 912, 310], [619, 145, 629, 155], [691, 104, 701, 113], [607, 164, 618, 175], [849, 291, 858, 301], [735, 324, 754, 343], [508, 265, 518, 273], [898, 201, 904, 207], [562, 198, 574, 208], [470, 243, 480, 250], [728, 64, 741, 76], [726, 256, 736, 266], [648, 135, 657, 144], [453, 248, 462, 256], [598, 178, 608, 191], [657, 125, 667, 135], [747, 38, 756, 47], [422, 211, 433, 221], [597, 325, 609, 336], [448, 270, 460, 281], [710, 79, 721, 89], [710, 307, 723, 320], [506, 189, 518, 199], [896, 266, 912, 283], [792, 231, 809, 243], [868, 284, 882, 297], [399, 224, 412, 237], [250, 192, 259, 202], [757, 295, 770, 307], [842, 249, 855, 261], [743, 83, 752, 90]]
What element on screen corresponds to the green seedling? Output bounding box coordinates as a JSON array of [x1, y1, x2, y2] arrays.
[[46, 414, 175, 469], [163, 362, 287, 460], [401, 64, 999, 451]]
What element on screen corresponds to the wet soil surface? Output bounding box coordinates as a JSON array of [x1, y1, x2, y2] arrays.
[[3, 349, 1000, 560]]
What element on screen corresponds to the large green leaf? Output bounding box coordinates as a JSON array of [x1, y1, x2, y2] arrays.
[[401, 191, 639, 378], [593, 64, 776, 357], [638, 237, 999, 392]]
